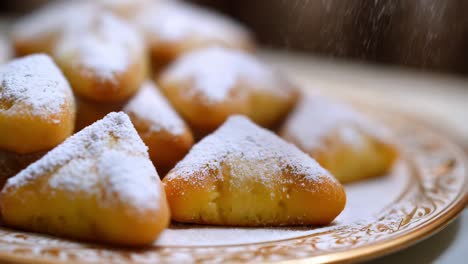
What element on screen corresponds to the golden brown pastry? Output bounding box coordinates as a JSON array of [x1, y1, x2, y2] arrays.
[[163, 115, 346, 226], [11, 1, 95, 56], [53, 12, 147, 102], [132, 1, 254, 72], [0, 112, 170, 246], [280, 96, 398, 183], [159, 47, 299, 137], [0, 54, 75, 154], [124, 81, 194, 175]]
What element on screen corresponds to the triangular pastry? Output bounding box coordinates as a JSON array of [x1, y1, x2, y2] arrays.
[[0, 112, 170, 246], [0, 54, 75, 154], [163, 115, 346, 226], [159, 47, 299, 137], [124, 81, 194, 176], [280, 96, 398, 183]]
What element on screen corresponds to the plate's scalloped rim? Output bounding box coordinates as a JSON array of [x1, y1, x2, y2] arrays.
[[0, 110, 466, 264]]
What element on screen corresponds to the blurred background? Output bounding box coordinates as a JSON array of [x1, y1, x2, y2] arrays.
[[2, 0, 468, 75], [0, 0, 467, 145]]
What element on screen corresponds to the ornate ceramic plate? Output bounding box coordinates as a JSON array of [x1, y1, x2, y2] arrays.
[[0, 109, 466, 264]]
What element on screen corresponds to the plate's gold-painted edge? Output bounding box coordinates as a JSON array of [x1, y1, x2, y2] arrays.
[[0, 109, 465, 264], [280, 114, 468, 264], [283, 187, 467, 264]]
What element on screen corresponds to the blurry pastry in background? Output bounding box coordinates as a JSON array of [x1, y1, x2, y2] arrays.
[[0, 35, 11, 64], [0, 54, 75, 185], [132, 1, 254, 72], [163, 115, 346, 226], [53, 12, 147, 102], [280, 96, 398, 183], [96, 0, 152, 18], [11, 1, 95, 56], [124, 81, 194, 176], [0, 54, 75, 154], [159, 46, 298, 137], [0, 112, 170, 246]]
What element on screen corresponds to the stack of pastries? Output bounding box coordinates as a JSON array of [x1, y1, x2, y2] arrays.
[[0, 0, 398, 246]]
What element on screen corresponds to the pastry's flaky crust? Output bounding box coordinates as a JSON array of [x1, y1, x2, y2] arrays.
[[126, 112, 194, 176], [0, 182, 170, 246], [163, 163, 346, 226], [0, 101, 75, 154], [159, 78, 299, 138]]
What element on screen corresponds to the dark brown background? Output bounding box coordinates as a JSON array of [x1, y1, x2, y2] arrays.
[[193, 0, 468, 76]]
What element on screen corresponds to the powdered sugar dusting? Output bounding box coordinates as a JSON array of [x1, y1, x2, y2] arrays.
[[124, 81, 186, 135], [97, 150, 160, 210], [54, 12, 144, 82], [0, 54, 73, 122], [283, 96, 393, 150], [5, 112, 159, 211], [134, 1, 250, 44], [166, 115, 335, 188], [162, 47, 288, 103]]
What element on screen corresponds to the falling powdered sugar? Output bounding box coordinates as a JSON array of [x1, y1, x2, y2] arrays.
[[5, 112, 160, 211], [162, 47, 288, 103], [283, 96, 393, 150], [124, 81, 186, 135], [0, 54, 73, 121], [166, 115, 335, 189]]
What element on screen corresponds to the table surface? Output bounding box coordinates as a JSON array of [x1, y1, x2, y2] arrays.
[[261, 50, 468, 263]]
